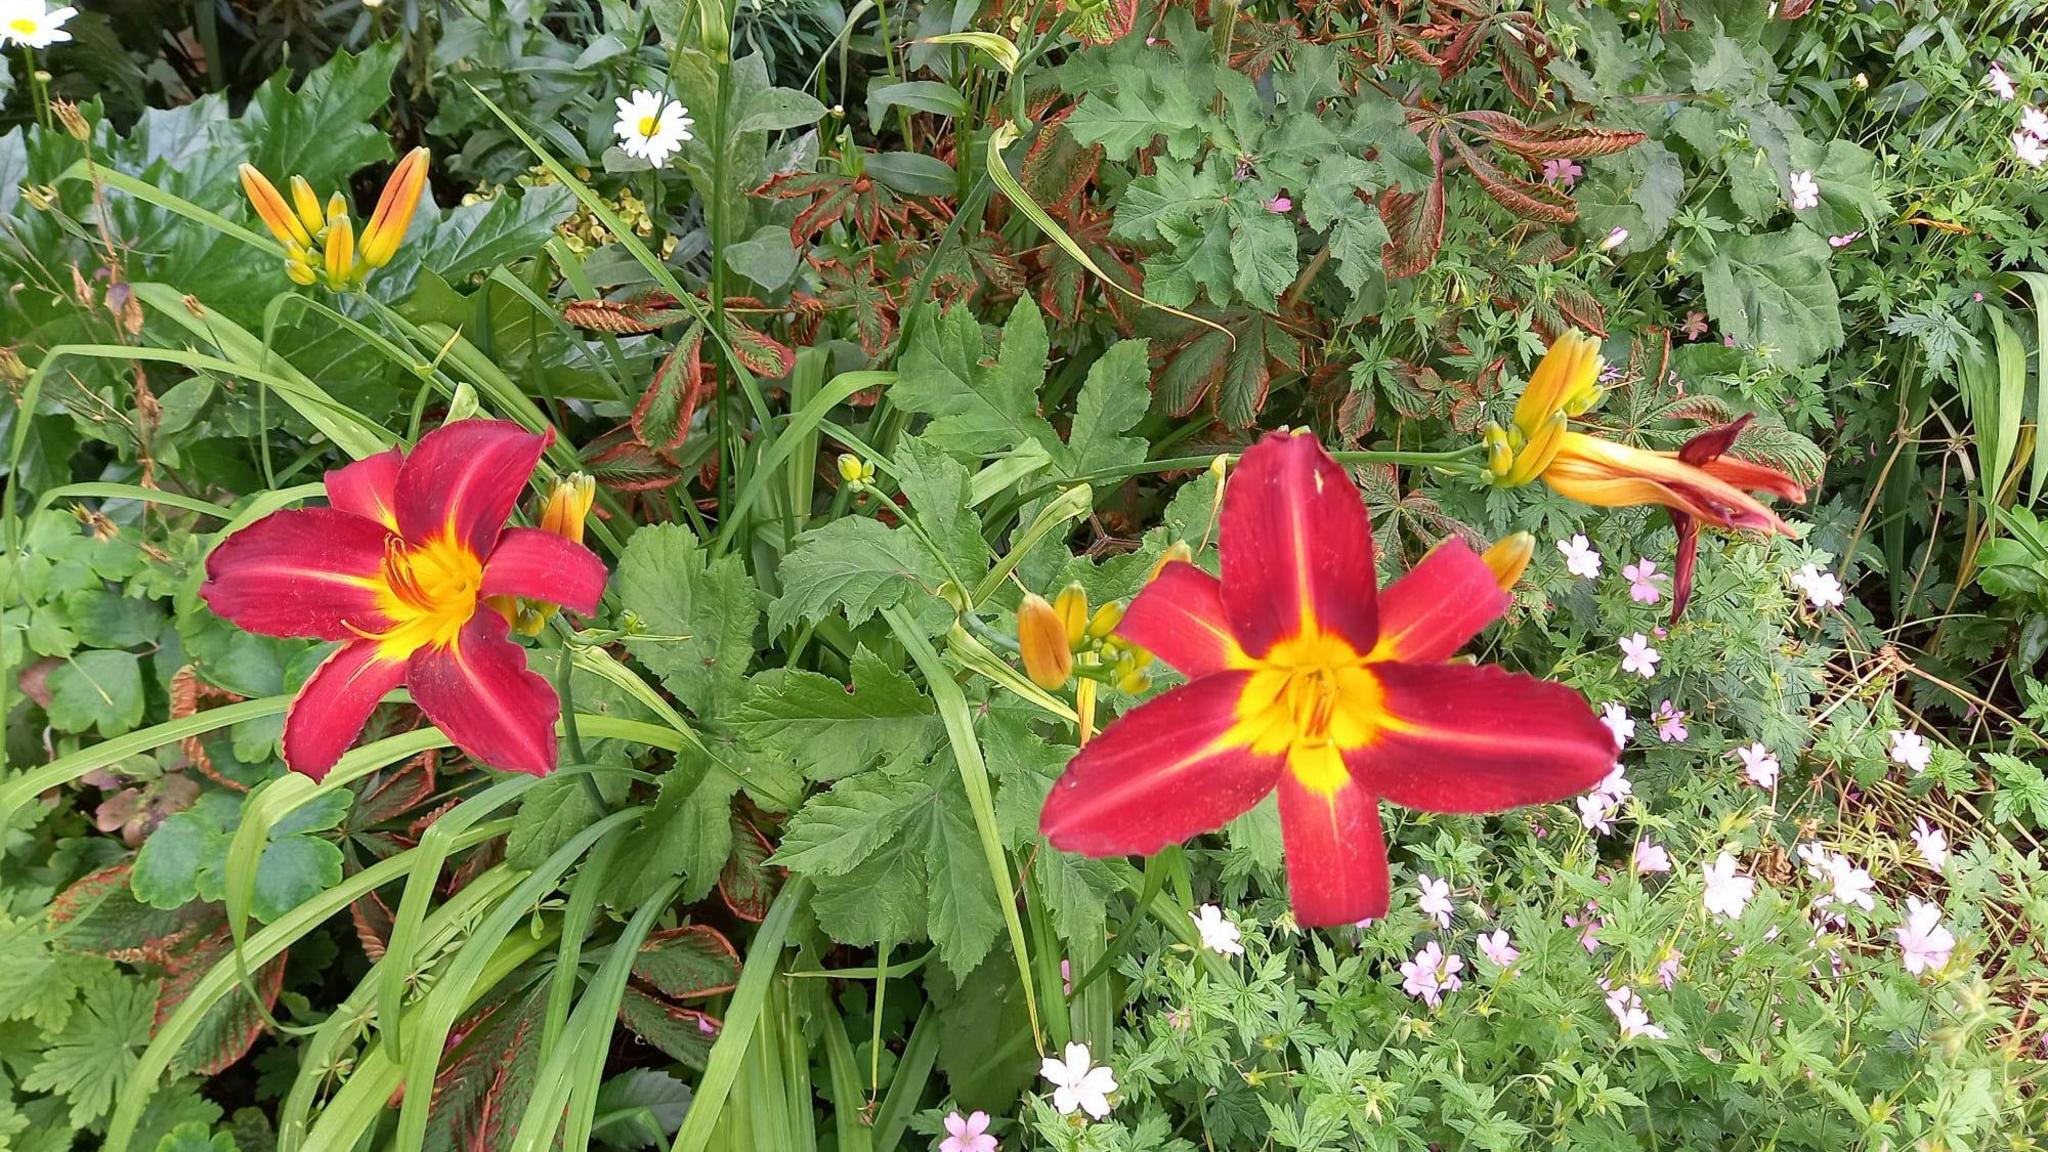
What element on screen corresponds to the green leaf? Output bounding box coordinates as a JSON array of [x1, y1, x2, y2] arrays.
[[1066, 339, 1152, 477], [46, 650, 146, 736], [249, 836, 343, 923], [505, 776, 604, 869], [1064, 73, 1214, 161], [613, 760, 738, 906], [617, 523, 761, 719], [150, 1122, 235, 1152], [402, 185, 576, 284], [892, 437, 987, 577], [63, 590, 166, 649], [1329, 210, 1390, 295], [1226, 197, 1299, 307], [769, 768, 926, 876], [767, 516, 946, 632], [1575, 140, 1684, 253], [724, 225, 800, 291], [131, 810, 223, 910], [1700, 230, 1844, 367], [732, 646, 940, 782], [22, 973, 155, 1127], [890, 298, 1059, 459]]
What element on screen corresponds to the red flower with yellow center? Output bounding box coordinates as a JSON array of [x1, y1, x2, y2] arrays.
[[200, 420, 607, 780], [1040, 431, 1616, 926]]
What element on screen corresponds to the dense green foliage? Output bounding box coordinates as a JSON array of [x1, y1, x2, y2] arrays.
[[3, 0, 2047, 1148]]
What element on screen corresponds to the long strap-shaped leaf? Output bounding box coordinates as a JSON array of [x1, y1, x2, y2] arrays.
[[985, 122, 1228, 341], [883, 606, 1043, 1048]]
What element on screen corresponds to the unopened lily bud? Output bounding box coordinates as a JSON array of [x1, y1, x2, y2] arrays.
[[1504, 413, 1567, 486], [323, 209, 355, 288], [1483, 424, 1513, 479], [361, 147, 430, 268], [835, 453, 874, 489], [1149, 540, 1193, 580], [288, 176, 326, 236], [1115, 667, 1152, 695], [1053, 583, 1089, 647], [1482, 532, 1535, 591], [1087, 601, 1123, 640], [1017, 594, 1073, 690], [239, 164, 312, 248], [539, 473, 597, 544], [1207, 454, 1229, 485]]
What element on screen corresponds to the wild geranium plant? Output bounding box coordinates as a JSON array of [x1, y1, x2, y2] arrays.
[[1, 0, 2044, 1148]]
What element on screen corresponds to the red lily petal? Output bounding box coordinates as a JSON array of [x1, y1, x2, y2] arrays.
[[283, 641, 406, 780], [1041, 672, 1281, 856], [394, 420, 549, 555], [326, 448, 404, 530], [1669, 512, 1699, 624], [1116, 561, 1243, 678], [1701, 456, 1806, 503], [480, 528, 608, 617], [1277, 765, 1389, 926], [200, 508, 393, 640], [407, 612, 560, 775], [1219, 432, 1378, 658], [1346, 662, 1614, 812], [1369, 539, 1509, 663]]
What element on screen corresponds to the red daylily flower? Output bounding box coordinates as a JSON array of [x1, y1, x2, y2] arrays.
[[1039, 431, 1616, 926], [201, 420, 607, 780]]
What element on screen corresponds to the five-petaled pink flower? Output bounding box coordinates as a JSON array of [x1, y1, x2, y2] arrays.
[[1633, 837, 1672, 874], [1619, 633, 1660, 678], [941, 1110, 998, 1152], [1702, 851, 1755, 920], [1654, 700, 1688, 743], [1896, 897, 1955, 975], [1399, 941, 1463, 1006], [1889, 729, 1931, 775], [1542, 158, 1582, 188], [1623, 558, 1666, 603], [201, 420, 607, 778], [1912, 818, 1949, 871], [1737, 742, 1779, 789], [1987, 63, 2016, 101], [1477, 928, 1518, 967]]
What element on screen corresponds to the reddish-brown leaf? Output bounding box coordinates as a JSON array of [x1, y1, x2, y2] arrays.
[[155, 928, 286, 1076], [564, 293, 690, 334], [48, 863, 212, 965], [632, 926, 742, 1001], [719, 813, 779, 923], [1479, 122, 1646, 162], [1452, 137, 1577, 223], [1378, 175, 1446, 278], [633, 328, 710, 452]]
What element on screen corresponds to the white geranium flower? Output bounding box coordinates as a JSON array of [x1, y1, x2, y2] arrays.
[[1191, 904, 1244, 956], [1040, 1042, 1116, 1119]]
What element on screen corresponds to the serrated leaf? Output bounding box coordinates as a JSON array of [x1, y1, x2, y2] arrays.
[[617, 522, 760, 719], [22, 973, 155, 1127], [767, 516, 946, 632], [46, 650, 146, 736], [1701, 230, 1844, 367], [1067, 339, 1152, 477], [731, 646, 940, 782], [631, 927, 740, 1001], [890, 298, 1059, 459]]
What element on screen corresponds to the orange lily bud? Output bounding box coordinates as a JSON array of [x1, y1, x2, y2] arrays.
[[1513, 330, 1602, 440], [539, 473, 597, 545], [361, 147, 430, 269], [239, 164, 311, 248], [1481, 532, 1534, 591], [1053, 583, 1089, 647], [288, 175, 326, 237], [323, 209, 355, 288], [1499, 412, 1567, 487], [1017, 593, 1073, 690]]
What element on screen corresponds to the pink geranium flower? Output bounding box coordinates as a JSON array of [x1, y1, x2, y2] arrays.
[[941, 1111, 998, 1152]]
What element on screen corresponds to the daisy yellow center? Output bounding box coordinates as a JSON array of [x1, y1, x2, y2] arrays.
[[1229, 630, 1387, 795], [9, 18, 36, 32], [366, 533, 483, 656], [637, 114, 661, 137]]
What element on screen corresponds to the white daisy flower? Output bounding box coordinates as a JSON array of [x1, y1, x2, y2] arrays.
[[613, 89, 694, 168], [0, 0, 77, 48]]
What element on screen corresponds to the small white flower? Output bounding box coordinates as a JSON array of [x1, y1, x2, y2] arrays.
[[1889, 729, 1932, 775], [1806, 850, 1875, 913], [1557, 534, 1602, 579], [1788, 170, 1820, 211], [1792, 563, 1844, 609], [1599, 226, 1629, 251], [0, 0, 76, 48], [1576, 792, 1616, 836], [1633, 837, 1672, 874], [1619, 633, 1661, 678], [2022, 104, 2048, 142], [1737, 742, 1780, 789], [1416, 874, 1453, 929], [1477, 929, 1519, 967], [1039, 1042, 1116, 1119], [1605, 985, 1668, 1041], [1190, 904, 1244, 956], [1599, 703, 1634, 749], [1987, 63, 2017, 102], [1896, 897, 1955, 975], [613, 89, 694, 167], [1911, 818, 1950, 871], [1702, 851, 1756, 920], [2015, 132, 2048, 169]]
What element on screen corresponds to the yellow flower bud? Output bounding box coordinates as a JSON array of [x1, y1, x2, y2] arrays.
[[289, 175, 326, 236], [323, 208, 355, 289], [1115, 668, 1152, 695], [1149, 540, 1193, 581], [837, 453, 866, 486], [1016, 594, 1073, 690], [1053, 583, 1089, 647], [539, 473, 597, 545], [1502, 412, 1568, 487], [1483, 423, 1514, 480], [1481, 532, 1535, 591], [361, 147, 430, 269], [1087, 601, 1123, 640]]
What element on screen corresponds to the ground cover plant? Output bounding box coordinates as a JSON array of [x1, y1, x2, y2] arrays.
[[2, 0, 2047, 1148]]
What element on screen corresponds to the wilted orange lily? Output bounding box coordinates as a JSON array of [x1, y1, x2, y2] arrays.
[[1040, 432, 1615, 927], [201, 420, 606, 779], [1487, 331, 1806, 619], [240, 147, 429, 290]]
